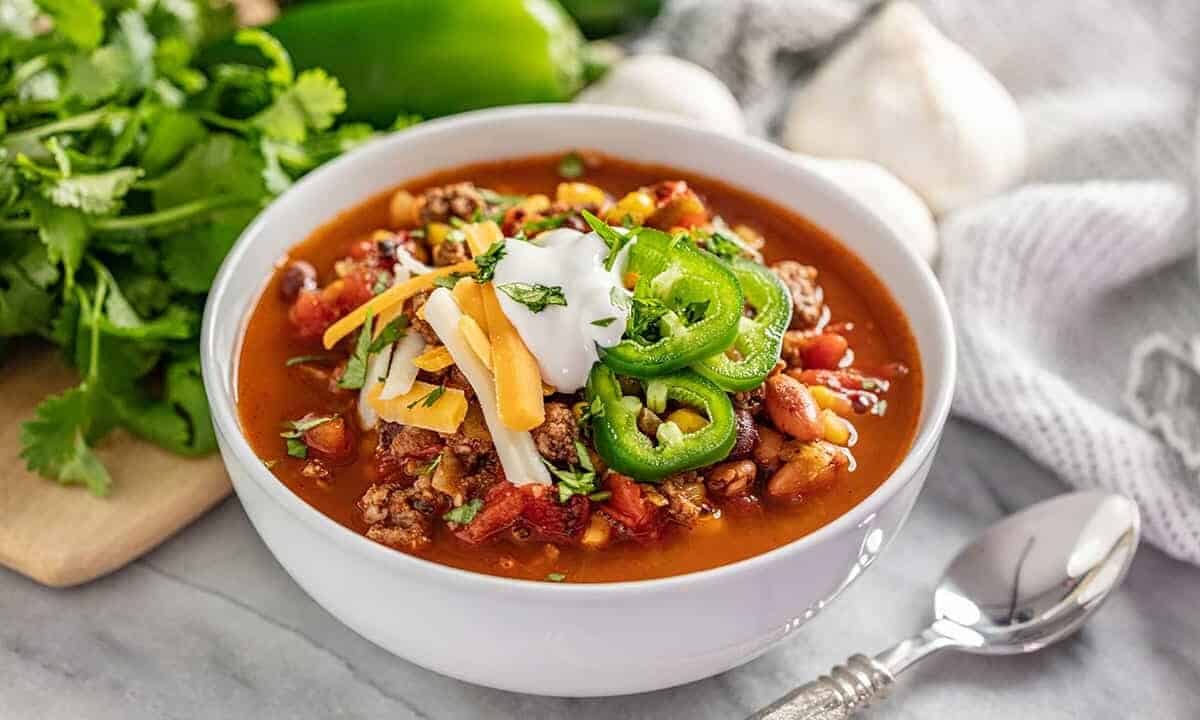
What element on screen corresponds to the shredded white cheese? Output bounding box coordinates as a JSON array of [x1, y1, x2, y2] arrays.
[[422, 288, 551, 486]]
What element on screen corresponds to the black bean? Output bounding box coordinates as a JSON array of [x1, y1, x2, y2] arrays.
[[278, 261, 317, 302]]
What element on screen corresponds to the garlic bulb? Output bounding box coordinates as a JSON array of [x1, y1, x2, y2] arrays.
[[576, 53, 745, 135], [783, 2, 1026, 215], [798, 155, 939, 263]]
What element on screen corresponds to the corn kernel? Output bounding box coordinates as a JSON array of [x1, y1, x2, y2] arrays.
[[426, 222, 451, 246], [821, 408, 851, 446], [809, 385, 854, 416], [667, 408, 708, 434], [605, 191, 655, 225], [517, 194, 551, 215], [555, 182, 606, 208]]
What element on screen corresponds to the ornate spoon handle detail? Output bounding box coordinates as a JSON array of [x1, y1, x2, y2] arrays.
[[748, 655, 894, 720]]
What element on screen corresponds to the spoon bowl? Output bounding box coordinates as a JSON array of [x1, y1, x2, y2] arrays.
[[753, 491, 1141, 719], [932, 491, 1140, 656]]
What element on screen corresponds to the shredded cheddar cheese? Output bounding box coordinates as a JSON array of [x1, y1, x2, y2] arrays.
[[322, 260, 476, 349]]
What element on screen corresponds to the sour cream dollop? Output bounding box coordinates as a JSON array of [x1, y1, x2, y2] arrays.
[[491, 228, 629, 392]]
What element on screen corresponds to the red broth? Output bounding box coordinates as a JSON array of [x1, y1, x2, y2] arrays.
[[237, 153, 923, 582]]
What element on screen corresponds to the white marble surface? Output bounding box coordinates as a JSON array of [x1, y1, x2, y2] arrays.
[[3, 419, 1198, 719]]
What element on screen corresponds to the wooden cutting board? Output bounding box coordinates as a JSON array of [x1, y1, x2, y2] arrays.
[[0, 343, 232, 588]]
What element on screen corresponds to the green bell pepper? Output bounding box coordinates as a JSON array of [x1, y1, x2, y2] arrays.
[[601, 228, 744, 377], [586, 364, 736, 481], [694, 257, 793, 391], [203, 0, 586, 125]]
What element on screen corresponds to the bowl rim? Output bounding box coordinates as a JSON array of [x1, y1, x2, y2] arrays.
[[201, 104, 956, 595]]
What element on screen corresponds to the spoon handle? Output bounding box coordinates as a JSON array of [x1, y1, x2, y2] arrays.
[[746, 654, 894, 720]]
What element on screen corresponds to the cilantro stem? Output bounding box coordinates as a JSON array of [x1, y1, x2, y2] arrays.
[[0, 195, 255, 236], [2, 109, 111, 149], [87, 272, 107, 382]]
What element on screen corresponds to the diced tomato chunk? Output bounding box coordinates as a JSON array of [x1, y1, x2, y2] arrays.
[[349, 240, 374, 260], [520, 486, 590, 543], [335, 272, 375, 315], [457, 482, 525, 544], [800, 333, 849, 370], [289, 290, 340, 341], [601, 473, 664, 541], [304, 415, 355, 461]]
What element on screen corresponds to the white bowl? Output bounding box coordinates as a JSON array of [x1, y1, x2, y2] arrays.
[[201, 105, 955, 697]]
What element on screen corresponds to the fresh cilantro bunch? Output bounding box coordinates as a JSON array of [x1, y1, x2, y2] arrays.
[[0, 0, 386, 494]]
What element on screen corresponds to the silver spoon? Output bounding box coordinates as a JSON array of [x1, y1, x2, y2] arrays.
[[750, 491, 1140, 720]]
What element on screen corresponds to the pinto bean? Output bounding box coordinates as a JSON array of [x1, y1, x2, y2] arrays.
[[766, 440, 846, 501], [752, 426, 787, 473], [765, 373, 821, 441], [704, 460, 757, 499], [278, 260, 317, 302]]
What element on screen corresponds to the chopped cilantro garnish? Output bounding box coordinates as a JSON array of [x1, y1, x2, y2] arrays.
[[497, 283, 567, 313], [542, 441, 598, 504], [472, 241, 507, 283], [704, 231, 744, 261], [443, 498, 484, 524], [279, 415, 336, 460], [591, 316, 616, 327], [337, 309, 374, 390], [433, 272, 469, 290], [557, 151, 585, 179], [546, 572, 567, 582], [407, 384, 446, 410], [523, 213, 570, 234], [369, 317, 408, 352], [587, 491, 611, 502], [581, 210, 630, 271], [285, 354, 331, 367], [417, 452, 443, 477], [372, 271, 393, 295]]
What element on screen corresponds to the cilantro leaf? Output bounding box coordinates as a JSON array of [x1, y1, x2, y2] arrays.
[[497, 283, 567, 313], [591, 316, 616, 327], [432, 272, 468, 290], [284, 354, 331, 367], [443, 498, 484, 524], [542, 442, 598, 504], [279, 414, 336, 459], [20, 384, 112, 495], [160, 218, 246, 293], [152, 134, 267, 210], [471, 241, 506, 283], [369, 316, 408, 353], [252, 69, 346, 142], [42, 167, 142, 215], [407, 384, 446, 410], [36, 0, 105, 50], [581, 210, 629, 271], [522, 213, 570, 234], [0, 243, 59, 337], [546, 572, 566, 582], [337, 310, 374, 390]]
